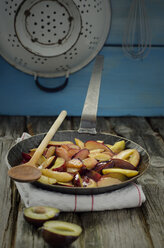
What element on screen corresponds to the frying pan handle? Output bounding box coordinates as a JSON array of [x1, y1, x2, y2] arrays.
[[78, 55, 104, 134], [34, 73, 69, 92]]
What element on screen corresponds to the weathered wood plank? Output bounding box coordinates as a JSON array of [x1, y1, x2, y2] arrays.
[[77, 209, 153, 248], [13, 116, 79, 248], [24, 117, 154, 248], [71, 116, 164, 248], [69, 117, 154, 248], [26, 116, 72, 135], [13, 203, 48, 248], [148, 117, 164, 140], [26, 118, 163, 247], [0, 116, 25, 139], [14, 207, 83, 248], [108, 117, 164, 248], [1, 116, 163, 248], [0, 117, 25, 248]]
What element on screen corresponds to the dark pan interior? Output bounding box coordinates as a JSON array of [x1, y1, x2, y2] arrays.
[[7, 131, 150, 195]]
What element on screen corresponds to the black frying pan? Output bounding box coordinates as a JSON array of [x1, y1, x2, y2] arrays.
[[7, 130, 149, 195], [6, 56, 150, 195]]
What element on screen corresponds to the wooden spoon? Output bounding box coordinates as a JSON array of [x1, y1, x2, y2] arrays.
[[8, 110, 67, 182]]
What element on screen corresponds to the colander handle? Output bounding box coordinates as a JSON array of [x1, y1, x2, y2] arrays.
[[34, 74, 69, 92], [78, 55, 104, 134]]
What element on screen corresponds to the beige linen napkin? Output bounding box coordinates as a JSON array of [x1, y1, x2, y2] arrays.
[[6, 133, 146, 212]]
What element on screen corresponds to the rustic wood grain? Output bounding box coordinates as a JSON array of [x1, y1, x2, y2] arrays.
[[15, 116, 78, 248], [1, 116, 164, 248], [26, 115, 72, 135], [148, 117, 164, 140], [0, 116, 25, 139], [108, 117, 164, 248], [0, 116, 24, 248], [70, 117, 155, 248]]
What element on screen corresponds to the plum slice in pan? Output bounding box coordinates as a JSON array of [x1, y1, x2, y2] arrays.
[[7, 131, 150, 195]]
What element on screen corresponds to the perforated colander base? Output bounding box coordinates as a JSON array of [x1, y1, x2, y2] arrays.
[[0, 0, 111, 77]]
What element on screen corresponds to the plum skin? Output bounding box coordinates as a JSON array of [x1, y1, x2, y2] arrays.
[[42, 221, 82, 247], [42, 229, 79, 247]]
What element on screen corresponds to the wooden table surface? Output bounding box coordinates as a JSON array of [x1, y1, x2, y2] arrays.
[[0, 116, 164, 248]]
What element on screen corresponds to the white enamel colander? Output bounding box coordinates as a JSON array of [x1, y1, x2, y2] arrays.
[[0, 0, 111, 84]]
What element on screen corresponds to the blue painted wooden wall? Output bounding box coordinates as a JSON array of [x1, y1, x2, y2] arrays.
[[0, 0, 164, 116]]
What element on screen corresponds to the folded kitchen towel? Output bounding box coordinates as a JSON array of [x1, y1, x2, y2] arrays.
[[14, 180, 145, 212], [6, 133, 146, 212]]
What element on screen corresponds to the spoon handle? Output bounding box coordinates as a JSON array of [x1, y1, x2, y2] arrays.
[[28, 110, 67, 166]]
